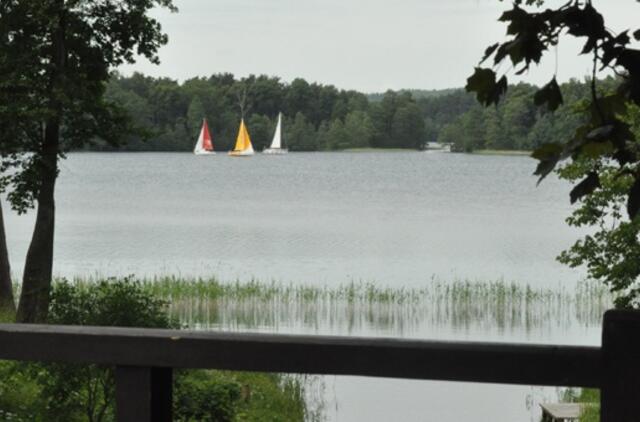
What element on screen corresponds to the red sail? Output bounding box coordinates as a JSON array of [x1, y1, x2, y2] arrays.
[[202, 120, 214, 151]]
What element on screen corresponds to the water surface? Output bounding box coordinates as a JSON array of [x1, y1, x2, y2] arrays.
[[7, 151, 583, 287], [4, 151, 595, 421]]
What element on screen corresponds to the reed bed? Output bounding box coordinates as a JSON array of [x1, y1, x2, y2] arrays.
[[112, 276, 614, 336]]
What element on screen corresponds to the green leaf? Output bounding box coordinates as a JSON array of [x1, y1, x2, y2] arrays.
[[532, 142, 564, 184], [480, 43, 499, 64], [465, 68, 507, 106], [591, 94, 628, 123], [580, 141, 613, 159], [534, 78, 563, 111], [586, 125, 614, 141], [613, 149, 637, 166], [531, 142, 563, 161], [570, 172, 600, 204], [616, 50, 640, 103], [533, 157, 560, 184], [562, 4, 606, 39]]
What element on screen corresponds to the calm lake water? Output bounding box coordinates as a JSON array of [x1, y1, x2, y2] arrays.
[[4, 151, 597, 421], [7, 151, 583, 286]]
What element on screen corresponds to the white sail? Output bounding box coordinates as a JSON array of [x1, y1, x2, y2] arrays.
[[263, 112, 288, 154], [270, 113, 282, 149], [193, 130, 206, 154]]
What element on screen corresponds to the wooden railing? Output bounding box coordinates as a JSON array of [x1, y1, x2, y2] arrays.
[[0, 309, 639, 421]]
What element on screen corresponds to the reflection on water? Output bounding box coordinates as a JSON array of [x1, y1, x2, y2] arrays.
[[147, 276, 607, 421], [151, 277, 609, 343]]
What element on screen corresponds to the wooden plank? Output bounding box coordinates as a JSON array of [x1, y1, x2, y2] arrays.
[[540, 403, 581, 419], [0, 323, 600, 387], [115, 366, 172, 422], [601, 310, 640, 422], [115, 366, 152, 422], [151, 367, 172, 422]]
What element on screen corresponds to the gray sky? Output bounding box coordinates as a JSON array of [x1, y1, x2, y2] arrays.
[[119, 0, 639, 92]]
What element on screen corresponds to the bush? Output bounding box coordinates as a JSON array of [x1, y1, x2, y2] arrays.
[[174, 370, 241, 421], [0, 278, 308, 422], [21, 278, 177, 421]]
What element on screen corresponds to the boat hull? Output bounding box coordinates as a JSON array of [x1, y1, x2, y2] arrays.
[[228, 149, 255, 156], [194, 150, 216, 155], [263, 148, 288, 155]]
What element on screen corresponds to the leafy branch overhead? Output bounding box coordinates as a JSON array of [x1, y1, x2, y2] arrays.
[[0, 0, 176, 214], [467, 0, 640, 218]]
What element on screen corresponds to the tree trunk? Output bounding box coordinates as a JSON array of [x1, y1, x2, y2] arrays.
[[0, 201, 15, 315], [16, 2, 64, 323], [16, 122, 59, 323]]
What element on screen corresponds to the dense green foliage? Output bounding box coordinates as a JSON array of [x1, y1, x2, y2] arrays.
[[555, 106, 640, 307], [431, 78, 616, 152], [102, 72, 429, 151], [467, 0, 640, 307], [0, 0, 173, 211], [0, 279, 308, 422], [101, 72, 619, 154]]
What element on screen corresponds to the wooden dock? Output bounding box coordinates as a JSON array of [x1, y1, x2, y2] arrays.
[[540, 403, 581, 421]]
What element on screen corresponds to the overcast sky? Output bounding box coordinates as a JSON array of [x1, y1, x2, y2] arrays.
[[119, 0, 639, 92]]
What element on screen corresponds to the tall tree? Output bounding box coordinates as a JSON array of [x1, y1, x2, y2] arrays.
[[0, 0, 175, 322], [187, 96, 206, 137], [286, 113, 317, 151], [344, 110, 375, 149], [248, 114, 274, 151], [369, 91, 398, 148], [392, 103, 427, 149]]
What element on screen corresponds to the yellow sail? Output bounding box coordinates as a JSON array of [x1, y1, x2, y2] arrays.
[[230, 119, 254, 155]]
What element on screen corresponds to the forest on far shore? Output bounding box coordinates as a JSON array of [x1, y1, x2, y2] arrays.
[[99, 72, 619, 152]]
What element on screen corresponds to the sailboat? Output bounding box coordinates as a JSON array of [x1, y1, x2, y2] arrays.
[[228, 118, 255, 156], [193, 119, 215, 155], [263, 112, 288, 154]]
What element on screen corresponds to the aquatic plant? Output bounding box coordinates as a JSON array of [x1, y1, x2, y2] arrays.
[[62, 275, 613, 337]]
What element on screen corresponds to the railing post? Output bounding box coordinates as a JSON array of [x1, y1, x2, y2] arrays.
[[115, 366, 172, 422], [601, 310, 640, 422]]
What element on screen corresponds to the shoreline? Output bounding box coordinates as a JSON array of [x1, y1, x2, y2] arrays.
[[470, 149, 532, 156]]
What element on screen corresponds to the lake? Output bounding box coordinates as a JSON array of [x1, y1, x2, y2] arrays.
[[4, 151, 598, 421]]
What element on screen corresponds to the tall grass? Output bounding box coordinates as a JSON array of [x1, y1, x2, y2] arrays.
[[73, 275, 612, 335]]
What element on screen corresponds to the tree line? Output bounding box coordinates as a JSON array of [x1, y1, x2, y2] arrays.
[[102, 73, 428, 151], [433, 77, 619, 152], [102, 72, 616, 153]]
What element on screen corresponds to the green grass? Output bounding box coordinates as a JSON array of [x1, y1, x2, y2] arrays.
[[561, 388, 600, 422], [0, 312, 13, 323], [230, 372, 321, 422], [578, 389, 599, 422]]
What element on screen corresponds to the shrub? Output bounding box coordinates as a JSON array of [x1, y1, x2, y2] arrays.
[[0, 278, 308, 422]]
